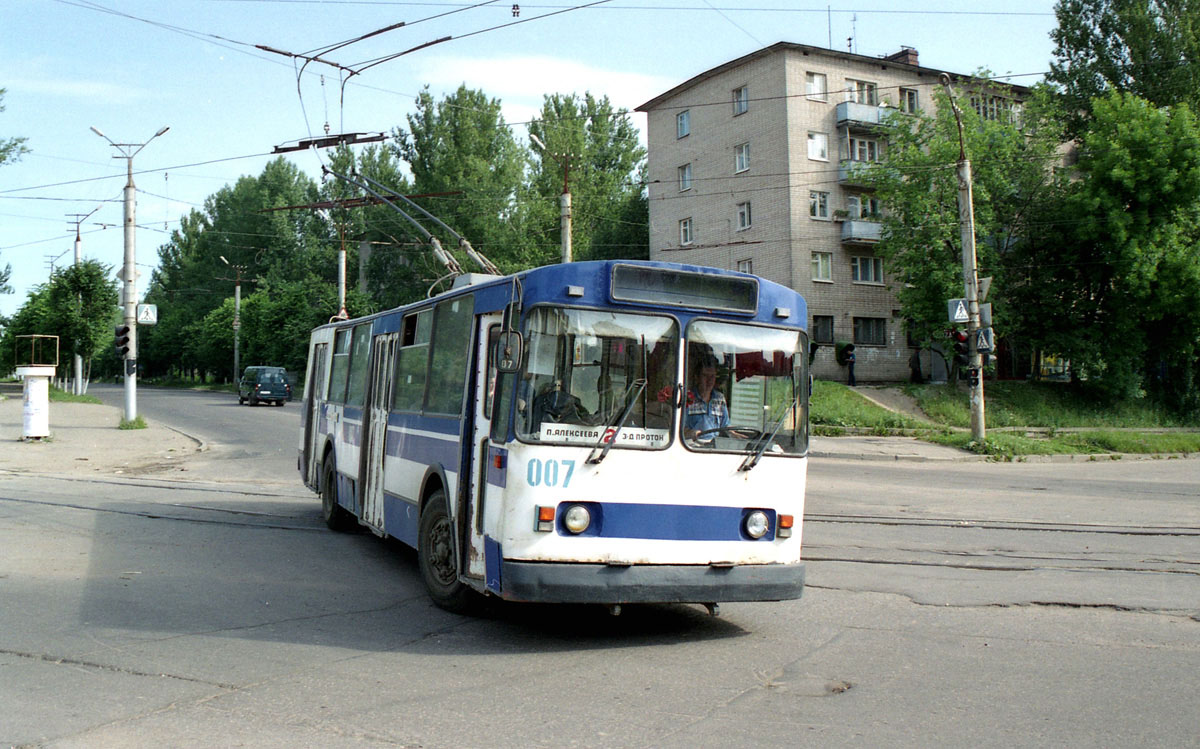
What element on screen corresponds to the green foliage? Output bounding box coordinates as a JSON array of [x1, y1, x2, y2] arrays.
[[527, 93, 648, 263], [118, 415, 148, 430], [860, 81, 1063, 347], [809, 380, 926, 429], [1048, 0, 1200, 135], [1011, 92, 1200, 405], [395, 85, 531, 272], [0, 261, 118, 378], [48, 385, 101, 404], [0, 88, 28, 170], [908, 381, 1198, 428]]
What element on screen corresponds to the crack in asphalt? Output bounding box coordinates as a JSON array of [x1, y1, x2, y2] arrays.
[[0, 647, 240, 690]]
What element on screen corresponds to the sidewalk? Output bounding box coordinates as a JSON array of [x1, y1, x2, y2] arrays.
[[0, 386, 200, 477]]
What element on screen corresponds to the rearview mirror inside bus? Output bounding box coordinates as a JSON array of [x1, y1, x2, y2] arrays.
[[496, 330, 523, 374]]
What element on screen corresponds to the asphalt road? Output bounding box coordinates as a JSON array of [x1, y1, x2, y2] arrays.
[[1, 387, 1197, 747]]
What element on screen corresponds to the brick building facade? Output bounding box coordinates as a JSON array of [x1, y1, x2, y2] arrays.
[[637, 42, 1021, 383]]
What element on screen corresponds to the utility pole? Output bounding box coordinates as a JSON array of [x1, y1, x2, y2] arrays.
[[91, 125, 169, 423], [940, 75, 985, 442], [529, 133, 573, 263], [219, 257, 246, 383], [65, 206, 101, 395]]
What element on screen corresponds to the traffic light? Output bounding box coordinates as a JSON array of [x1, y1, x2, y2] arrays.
[[114, 324, 131, 358], [951, 329, 969, 367]]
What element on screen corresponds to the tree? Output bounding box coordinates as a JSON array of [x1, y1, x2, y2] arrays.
[[0, 88, 30, 296], [859, 81, 1064, 351], [393, 85, 531, 272], [1048, 0, 1200, 134], [1011, 92, 1200, 403], [527, 93, 648, 264], [43, 260, 120, 376], [139, 158, 337, 379]]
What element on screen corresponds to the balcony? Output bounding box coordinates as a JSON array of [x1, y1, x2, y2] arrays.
[[841, 219, 881, 244], [836, 101, 886, 130], [838, 160, 878, 187]]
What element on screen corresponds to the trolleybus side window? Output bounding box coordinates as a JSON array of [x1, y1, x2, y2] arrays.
[[345, 323, 372, 408], [425, 296, 474, 416], [328, 328, 353, 403], [392, 309, 432, 412]]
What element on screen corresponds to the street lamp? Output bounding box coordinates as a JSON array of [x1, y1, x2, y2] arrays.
[[529, 133, 573, 264], [219, 256, 246, 384], [91, 124, 169, 423]]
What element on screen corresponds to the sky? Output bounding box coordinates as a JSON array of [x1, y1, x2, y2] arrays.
[[0, 0, 1061, 320]]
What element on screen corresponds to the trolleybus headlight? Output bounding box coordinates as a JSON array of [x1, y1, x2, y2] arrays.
[[744, 510, 769, 539], [563, 504, 592, 534]]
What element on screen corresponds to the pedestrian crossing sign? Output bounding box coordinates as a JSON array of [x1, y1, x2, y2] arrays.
[[137, 304, 158, 325], [947, 298, 969, 323]]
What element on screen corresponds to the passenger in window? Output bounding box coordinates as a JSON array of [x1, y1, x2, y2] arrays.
[[684, 355, 730, 443]]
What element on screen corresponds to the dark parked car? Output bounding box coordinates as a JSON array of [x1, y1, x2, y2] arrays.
[[238, 366, 292, 406]]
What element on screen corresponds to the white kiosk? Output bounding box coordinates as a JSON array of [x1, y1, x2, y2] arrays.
[[14, 335, 59, 442], [17, 365, 56, 440]]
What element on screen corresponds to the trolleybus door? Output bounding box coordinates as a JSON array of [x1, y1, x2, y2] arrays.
[[302, 342, 328, 486], [462, 316, 500, 579], [360, 333, 396, 532]]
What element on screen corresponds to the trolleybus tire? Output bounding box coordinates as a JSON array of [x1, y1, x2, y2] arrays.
[[320, 454, 356, 532], [418, 489, 478, 613]]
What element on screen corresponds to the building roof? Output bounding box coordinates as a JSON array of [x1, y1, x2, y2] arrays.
[[636, 41, 1029, 112]]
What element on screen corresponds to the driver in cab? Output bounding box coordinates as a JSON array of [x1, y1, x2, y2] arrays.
[[684, 355, 729, 444]]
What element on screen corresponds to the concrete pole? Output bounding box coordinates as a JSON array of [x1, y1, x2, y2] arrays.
[[122, 156, 138, 423], [73, 229, 84, 395], [233, 275, 241, 383], [560, 191, 573, 264], [955, 155, 985, 442]]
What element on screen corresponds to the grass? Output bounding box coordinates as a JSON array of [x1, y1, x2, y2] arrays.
[[48, 386, 102, 405], [118, 415, 148, 430], [812, 379, 1200, 458]]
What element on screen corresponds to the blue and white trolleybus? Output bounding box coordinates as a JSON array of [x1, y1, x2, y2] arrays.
[[298, 260, 810, 612]]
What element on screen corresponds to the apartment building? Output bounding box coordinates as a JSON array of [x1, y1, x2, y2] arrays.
[[637, 42, 1024, 382]]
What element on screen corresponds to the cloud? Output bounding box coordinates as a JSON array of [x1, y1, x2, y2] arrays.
[[409, 54, 673, 127]]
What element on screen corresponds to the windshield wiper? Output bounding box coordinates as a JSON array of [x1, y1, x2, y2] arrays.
[[586, 378, 647, 465], [738, 394, 800, 472]]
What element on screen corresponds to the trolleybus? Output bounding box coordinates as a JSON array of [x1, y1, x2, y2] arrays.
[[298, 260, 810, 611]]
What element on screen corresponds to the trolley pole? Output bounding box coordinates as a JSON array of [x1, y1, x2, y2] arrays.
[[940, 75, 985, 442]]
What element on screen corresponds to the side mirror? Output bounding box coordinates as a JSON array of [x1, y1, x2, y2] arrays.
[[496, 330, 523, 374]]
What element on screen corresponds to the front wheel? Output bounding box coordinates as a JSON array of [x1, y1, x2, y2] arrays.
[[418, 489, 478, 613], [320, 453, 356, 532]]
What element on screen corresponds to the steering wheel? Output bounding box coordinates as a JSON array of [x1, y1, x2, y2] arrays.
[[696, 425, 764, 441]]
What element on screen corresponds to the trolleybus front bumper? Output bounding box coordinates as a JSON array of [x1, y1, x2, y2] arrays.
[[497, 560, 805, 603]]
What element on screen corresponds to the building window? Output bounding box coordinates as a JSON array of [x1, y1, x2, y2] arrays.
[[676, 110, 690, 139], [736, 258, 753, 274], [732, 85, 749, 116], [809, 191, 829, 220], [853, 317, 887, 346], [734, 142, 750, 173], [678, 163, 692, 192], [848, 136, 880, 162], [971, 95, 1015, 122], [807, 131, 828, 161], [679, 217, 693, 245], [811, 252, 832, 281], [846, 79, 878, 105], [812, 315, 834, 343], [900, 88, 919, 114], [736, 202, 752, 231], [848, 195, 882, 218], [852, 256, 884, 283], [806, 72, 827, 100]]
